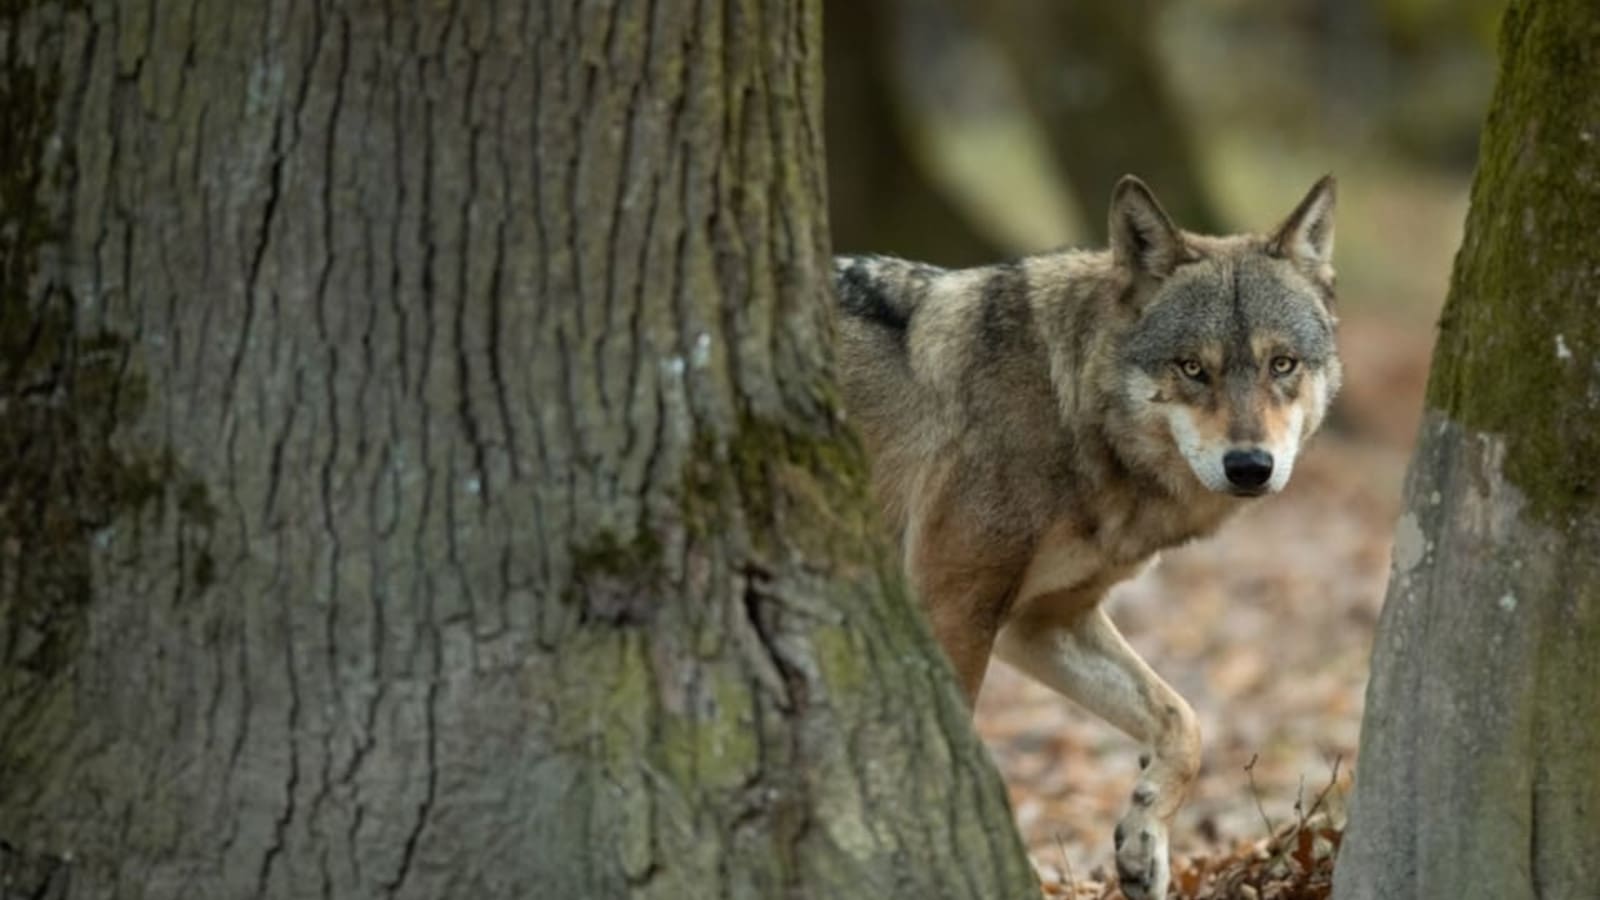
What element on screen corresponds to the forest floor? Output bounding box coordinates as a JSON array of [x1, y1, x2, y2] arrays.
[[971, 311, 1437, 897]]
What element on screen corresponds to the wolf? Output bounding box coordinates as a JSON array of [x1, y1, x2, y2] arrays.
[[832, 175, 1340, 899]]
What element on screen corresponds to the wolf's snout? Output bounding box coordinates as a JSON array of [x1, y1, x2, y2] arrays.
[[1223, 449, 1274, 490]]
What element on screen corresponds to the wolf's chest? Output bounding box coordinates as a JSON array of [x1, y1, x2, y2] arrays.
[[1014, 485, 1235, 611], [1098, 491, 1235, 563]]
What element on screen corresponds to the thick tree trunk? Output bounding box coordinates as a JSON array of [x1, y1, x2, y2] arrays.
[[0, 2, 1036, 898], [961, 0, 1224, 239], [1334, 1, 1600, 897]]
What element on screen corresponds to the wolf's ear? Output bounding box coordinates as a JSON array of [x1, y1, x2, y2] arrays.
[[1110, 176, 1189, 279], [1271, 175, 1336, 268]]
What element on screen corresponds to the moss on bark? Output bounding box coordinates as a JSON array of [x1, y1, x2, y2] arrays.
[[1424, 0, 1600, 522]]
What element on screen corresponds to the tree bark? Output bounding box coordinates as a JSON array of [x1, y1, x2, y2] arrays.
[[0, 2, 1036, 898], [1334, 1, 1600, 897], [961, 0, 1224, 239]]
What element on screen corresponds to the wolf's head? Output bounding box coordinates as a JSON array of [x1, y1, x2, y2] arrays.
[[1107, 176, 1342, 498]]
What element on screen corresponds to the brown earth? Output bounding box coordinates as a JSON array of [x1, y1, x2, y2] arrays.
[[971, 311, 1436, 894]]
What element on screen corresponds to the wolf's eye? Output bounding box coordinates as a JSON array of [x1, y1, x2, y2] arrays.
[[1176, 359, 1207, 381], [1270, 356, 1299, 376]]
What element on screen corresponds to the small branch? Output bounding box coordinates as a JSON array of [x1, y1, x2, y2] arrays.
[[1243, 753, 1276, 841], [1304, 754, 1344, 825]]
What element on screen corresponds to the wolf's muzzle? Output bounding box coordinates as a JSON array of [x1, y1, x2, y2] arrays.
[[1223, 449, 1274, 492]]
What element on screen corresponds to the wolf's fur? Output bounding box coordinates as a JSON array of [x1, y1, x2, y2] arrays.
[[833, 176, 1340, 900]]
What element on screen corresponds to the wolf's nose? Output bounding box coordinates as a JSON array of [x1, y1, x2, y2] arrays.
[[1223, 449, 1274, 489]]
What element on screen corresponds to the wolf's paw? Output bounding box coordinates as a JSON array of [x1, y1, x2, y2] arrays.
[[1112, 812, 1170, 899]]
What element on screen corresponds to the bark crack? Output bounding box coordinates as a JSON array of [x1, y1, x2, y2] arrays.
[[227, 91, 289, 421], [256, 532, 305, 900], [454, 36, 491, 510], [381, 680, 437, 899]]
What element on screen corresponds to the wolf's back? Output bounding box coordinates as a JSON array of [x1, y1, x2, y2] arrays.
[[832, 254, 946, 337]]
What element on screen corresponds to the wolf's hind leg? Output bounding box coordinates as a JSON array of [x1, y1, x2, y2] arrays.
[[994, 605, 1199, 900], [909, 565, 1014, 704], [902, 479, 1023, 705]]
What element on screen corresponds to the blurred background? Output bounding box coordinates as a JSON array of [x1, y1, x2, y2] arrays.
[[822, 0, 1503, 882]]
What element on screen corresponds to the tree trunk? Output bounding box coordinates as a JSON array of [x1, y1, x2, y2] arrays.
[[1334, 1, 1600, 897], [0, 2, 1036, 898], [962, 0, 1224, 239], [824, 0, 1004, 266]]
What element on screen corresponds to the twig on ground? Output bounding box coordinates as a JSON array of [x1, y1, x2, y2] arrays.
[[1053, 830, 1076, 892], [1243, 753, 1277, 843], [1304, 754, 1343, 825]]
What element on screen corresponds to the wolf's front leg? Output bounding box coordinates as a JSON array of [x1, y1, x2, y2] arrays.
[[994, 605, 1200, 900]]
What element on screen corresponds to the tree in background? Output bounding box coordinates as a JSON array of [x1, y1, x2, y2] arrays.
[[0, 2, 1035, 897], [958, 0, 1224, 239], [1334, 0, 1600, 896], [826, 0, 1223, 258], [825, 0, 1005, 265]]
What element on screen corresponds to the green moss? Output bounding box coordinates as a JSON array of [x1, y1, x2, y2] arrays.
[[812, 623, 867, 698], [568, 406, 887, 626], [604, 634, 653, 753], [674, 403, 887, 575], [714, 409, 884, 564], [659, 666, 760, 790], [1424, 0, 1600, 522]]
